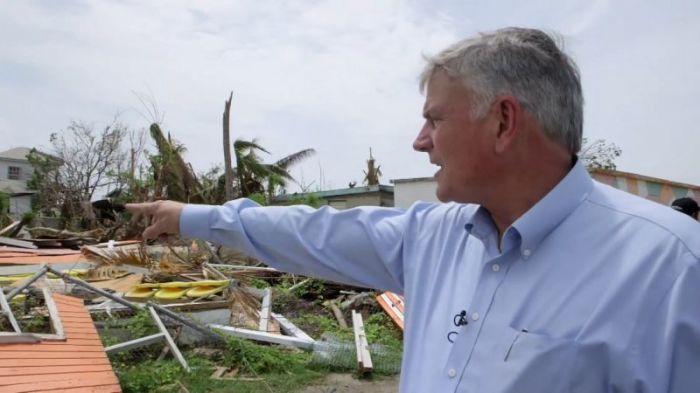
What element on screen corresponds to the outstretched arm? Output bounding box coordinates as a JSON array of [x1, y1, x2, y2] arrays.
[[127, 199, 410, 293]]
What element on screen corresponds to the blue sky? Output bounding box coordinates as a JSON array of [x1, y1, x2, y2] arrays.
[[1, 0, 698, 191]]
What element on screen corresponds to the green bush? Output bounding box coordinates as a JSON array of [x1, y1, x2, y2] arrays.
[[117, 359, 182, 393], [223, 337, 311, 375]]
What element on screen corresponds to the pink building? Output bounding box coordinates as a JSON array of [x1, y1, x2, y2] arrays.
[[589, 169, 700, 206]]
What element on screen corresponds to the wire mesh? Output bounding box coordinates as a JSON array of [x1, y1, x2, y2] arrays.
[[311, 332, 402, 375]]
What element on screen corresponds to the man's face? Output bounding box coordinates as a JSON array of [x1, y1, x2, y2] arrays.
[[413, 70, 497, 203]]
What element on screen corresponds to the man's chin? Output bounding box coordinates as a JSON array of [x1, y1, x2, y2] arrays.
[[435, 187, 453, 203]]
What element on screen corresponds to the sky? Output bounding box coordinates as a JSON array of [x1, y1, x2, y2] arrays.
[[1, 0, 698, 193]]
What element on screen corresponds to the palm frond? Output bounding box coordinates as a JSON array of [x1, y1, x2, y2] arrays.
[[274, 148, 316, 169]]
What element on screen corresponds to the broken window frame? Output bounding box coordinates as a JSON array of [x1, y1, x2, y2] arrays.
[[0, 286, 65, 341]]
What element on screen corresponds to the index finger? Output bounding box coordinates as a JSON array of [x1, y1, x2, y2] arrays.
[[125, 203, 155, 217]]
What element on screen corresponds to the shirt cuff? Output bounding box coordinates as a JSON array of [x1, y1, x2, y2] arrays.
[[180, 204, 218, 240]]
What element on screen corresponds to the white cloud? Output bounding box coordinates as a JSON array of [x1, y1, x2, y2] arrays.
[[1, 0, 698, 192]]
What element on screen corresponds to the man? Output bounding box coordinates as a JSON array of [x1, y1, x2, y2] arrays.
[[128, 27, 700, 392], [671, 197, 699, 220]]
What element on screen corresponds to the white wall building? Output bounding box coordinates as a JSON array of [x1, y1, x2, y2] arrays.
[[0, 147, 37, 220], [391, 177, 439, 209]]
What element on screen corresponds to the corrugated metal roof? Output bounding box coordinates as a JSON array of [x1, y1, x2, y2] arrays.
[[0, 294, 122, 392]]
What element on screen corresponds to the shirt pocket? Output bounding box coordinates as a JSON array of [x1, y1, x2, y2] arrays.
[[493, 326, 578, 392]]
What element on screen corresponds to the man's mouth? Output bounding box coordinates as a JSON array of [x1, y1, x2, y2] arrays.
[[434, 164, 443, 178]]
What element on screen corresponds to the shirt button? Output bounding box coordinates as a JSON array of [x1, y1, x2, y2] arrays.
[[492, 264, 500, 272], [471, 312, 480, 321], [523, 249, 532, 258], [448, 368, 457, 378]]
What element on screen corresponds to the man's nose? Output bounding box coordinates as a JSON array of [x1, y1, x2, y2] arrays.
[[413, 124, 432, 152]]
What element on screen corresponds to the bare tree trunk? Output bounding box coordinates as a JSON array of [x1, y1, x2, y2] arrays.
[[223, 91, 234, 201]]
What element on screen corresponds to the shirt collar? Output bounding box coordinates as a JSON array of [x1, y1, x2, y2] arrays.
[[512, 158, 594, 257], [464, 207, 497, 241]]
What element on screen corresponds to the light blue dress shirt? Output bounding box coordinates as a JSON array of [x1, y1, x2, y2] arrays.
[[181, 160, 700, 392]]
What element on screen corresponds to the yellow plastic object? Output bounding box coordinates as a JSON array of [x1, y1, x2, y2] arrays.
[[9, 294, 26, 304], [185, 284, 226, 298], [124, 287, 158, 299], [0, 273, 33, 284], [133, 282, 162, 288], [154, 287, 189, 300], [47, 269, 89, 279], [159, 280, 229, 288]]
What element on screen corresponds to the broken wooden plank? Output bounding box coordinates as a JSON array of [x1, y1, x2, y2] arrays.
[[340, 292, 372, 310], [42, 287, 65, 339], [0, 334, 40, 344], [202, 262, 228, 280], [0, 237, 37, 249], [287, 278, 311, 292], [0, 289, 21, 333], [325, 300, 348, 328], [352, 310, 373, 373], [258, 288, 272, 332], [376, 291, 405, 330], [209, 324, 314, 350], [104, 333, 165, 355], [271, 312, 314, 342], [207, 264, 279, 272], [148, 306, 190, 372], [0, 221, 20, 237]]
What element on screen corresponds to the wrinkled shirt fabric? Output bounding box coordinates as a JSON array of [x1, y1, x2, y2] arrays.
[[181, 160, 700, 392]]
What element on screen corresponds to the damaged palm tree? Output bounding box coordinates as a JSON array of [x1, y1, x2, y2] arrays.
[[265, 148, 316, 202], [149, 123, 204, 203], [363, 147, 382, 186]]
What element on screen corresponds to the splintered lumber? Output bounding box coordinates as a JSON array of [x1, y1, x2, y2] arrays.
[[258, 288, 272, 332], [287, 278, 311, 292], [0, 237, 37, 250], [209, 324, 314, 350], [376, 291, 405, 330], [0, 221, 20, 237], [352, 310, 373, 373], [325, 300, 348, 328], [271, 313, 314, 342], [207, 264, 279, 273], [340, 292, 373, 310]]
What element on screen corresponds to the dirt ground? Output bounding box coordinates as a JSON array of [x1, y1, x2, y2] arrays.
[[298, 373, 400, 393]]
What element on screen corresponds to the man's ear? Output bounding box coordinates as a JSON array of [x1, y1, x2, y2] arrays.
[[493, 96, 521, 154]]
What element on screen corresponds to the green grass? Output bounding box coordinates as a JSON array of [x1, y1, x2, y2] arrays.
[[116, 356, 325, 393], [114, 338, 328, 393]]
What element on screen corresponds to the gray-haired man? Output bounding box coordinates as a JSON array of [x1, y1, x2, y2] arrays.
[[129, 28, 700, 392]]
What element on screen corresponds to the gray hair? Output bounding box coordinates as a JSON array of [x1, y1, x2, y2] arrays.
[[420, 27, 584, 154]]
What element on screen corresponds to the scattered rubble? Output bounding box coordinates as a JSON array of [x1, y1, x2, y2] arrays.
[[0, 230, 404, 390]]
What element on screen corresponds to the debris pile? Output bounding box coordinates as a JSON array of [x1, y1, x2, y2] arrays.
[[0, 233, 405, 390]]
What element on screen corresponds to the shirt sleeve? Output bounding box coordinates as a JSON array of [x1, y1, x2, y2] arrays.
[[179, 198, 411, 293]]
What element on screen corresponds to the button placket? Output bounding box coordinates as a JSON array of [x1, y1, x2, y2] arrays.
[[446, 251, 515, 391]]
